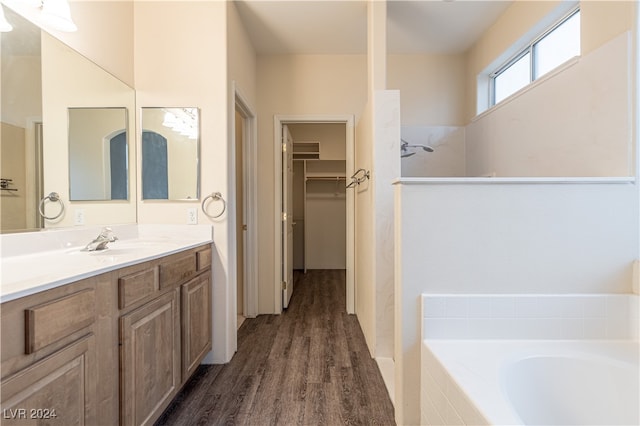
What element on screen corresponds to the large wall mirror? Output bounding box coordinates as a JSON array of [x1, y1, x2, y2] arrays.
[[141, 108, 200, 200], [68, 108, 129, 201], [0, 5, 136, 232]]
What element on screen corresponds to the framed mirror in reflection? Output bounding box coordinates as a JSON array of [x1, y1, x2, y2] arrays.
[[68, 108, 129, 201], [141, 107, 200, 200]]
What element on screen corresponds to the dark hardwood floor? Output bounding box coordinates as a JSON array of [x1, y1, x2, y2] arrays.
[[155, 269, 396, 426]]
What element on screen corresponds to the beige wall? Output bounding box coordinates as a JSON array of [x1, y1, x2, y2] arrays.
[[134, 1, 230, 362], [288, 123, 346, 160], [3, 0, 134, 87], [228, 0, 257, 334], [464, 1, 635, 178], [1, 55, 41, 128], [388, 54, 466, 126], [42, 33, 136, 227], [228, 1, 257, 105], [256, 54, 367, 314], [465, 0, 635, 122], [0, 122, 27, 231]]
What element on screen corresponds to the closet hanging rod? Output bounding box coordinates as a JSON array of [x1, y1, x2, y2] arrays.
[[305, 176, 346, 181]]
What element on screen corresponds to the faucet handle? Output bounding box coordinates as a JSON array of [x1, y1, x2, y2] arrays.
[[99, 227, 118, 241]]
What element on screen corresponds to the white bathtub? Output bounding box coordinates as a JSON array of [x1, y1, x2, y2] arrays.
[[422, 339, 639, 425]]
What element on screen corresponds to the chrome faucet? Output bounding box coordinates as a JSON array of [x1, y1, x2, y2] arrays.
[[85, 227, 118, 251]]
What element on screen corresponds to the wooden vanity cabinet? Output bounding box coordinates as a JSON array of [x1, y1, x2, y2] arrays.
[[0, 244, 213, 426], [1, 335, 97, 426], [181, 273, 212, 380], [0, 273, 116, 426], [119, 289, 181, 426], [117, 245, 212, 426]]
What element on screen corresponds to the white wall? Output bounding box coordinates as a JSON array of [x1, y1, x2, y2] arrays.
[[394, 178, 640, 425], [400, 126, 465, 177], [373, 90, 400, 362]]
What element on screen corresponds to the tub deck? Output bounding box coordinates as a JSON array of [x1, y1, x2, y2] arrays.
[[422, 339, 639, 425]]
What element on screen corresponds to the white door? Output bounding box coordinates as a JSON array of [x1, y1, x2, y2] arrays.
[[282, 125, 294, 309]]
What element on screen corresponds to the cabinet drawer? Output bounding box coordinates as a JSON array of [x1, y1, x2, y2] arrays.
[[25, 289, 95, 354], [118, 267, 159, 309], [159, 254, 196, 289], [196, 248, 212, 271]]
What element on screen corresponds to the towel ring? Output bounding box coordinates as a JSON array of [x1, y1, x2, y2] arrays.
[[39, 192, 65, 220], [201, 192, 226, 219]]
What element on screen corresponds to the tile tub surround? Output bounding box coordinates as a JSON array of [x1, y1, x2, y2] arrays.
[[0, 224, 214, 302], [421, 294, 639, 340]]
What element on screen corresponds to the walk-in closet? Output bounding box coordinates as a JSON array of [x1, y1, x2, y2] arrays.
[[288, 123, 346, 272]]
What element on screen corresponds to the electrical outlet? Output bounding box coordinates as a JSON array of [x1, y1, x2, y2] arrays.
[[74, 209, 85, 225], [186, 208, 198, 225]]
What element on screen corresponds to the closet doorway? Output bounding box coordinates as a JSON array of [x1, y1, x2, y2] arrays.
[[274, 115, 355, 314]]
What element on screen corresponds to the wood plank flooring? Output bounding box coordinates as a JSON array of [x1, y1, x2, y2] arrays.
[[155, 269, 396, 426]]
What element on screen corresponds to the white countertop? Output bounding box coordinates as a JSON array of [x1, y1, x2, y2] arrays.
[[0, 224, 213, 303]]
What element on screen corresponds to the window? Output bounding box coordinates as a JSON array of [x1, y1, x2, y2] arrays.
[[491, 8, 580, 106]]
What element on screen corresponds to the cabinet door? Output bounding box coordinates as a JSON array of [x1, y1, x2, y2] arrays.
[[119, 289, 180, 426], [0, 335, 96, 426], [181, 274, 212, 380]]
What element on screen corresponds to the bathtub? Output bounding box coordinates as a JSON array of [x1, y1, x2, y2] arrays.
[[422, 339, 639, 425], [420, 294, 640, 425]]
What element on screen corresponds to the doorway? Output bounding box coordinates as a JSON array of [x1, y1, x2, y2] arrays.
[[274, 115, 355, 314], [233, 85, 258, 326], [235, 109, 246, 329]]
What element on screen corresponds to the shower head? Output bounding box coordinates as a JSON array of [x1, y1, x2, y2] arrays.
[[400, 139, 434, 157]]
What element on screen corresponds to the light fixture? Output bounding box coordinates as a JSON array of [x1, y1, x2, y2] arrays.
[[40, 0, 77, 32], [0, 5, 13, 32], [162, 108, 198, 141]]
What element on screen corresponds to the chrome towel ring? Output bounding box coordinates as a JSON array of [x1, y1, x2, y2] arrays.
[[39, 192, 65, 220], [201, 192, 226, 219]]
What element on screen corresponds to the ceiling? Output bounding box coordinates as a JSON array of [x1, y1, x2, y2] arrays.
[[234, 0, 512, 55]]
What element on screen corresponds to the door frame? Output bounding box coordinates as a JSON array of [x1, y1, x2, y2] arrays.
[[233, 83, 258, 319], [273, 114, 355, 314]]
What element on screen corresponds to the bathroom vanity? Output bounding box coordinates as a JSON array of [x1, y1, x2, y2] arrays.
[[0, 225, 213, 426]]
